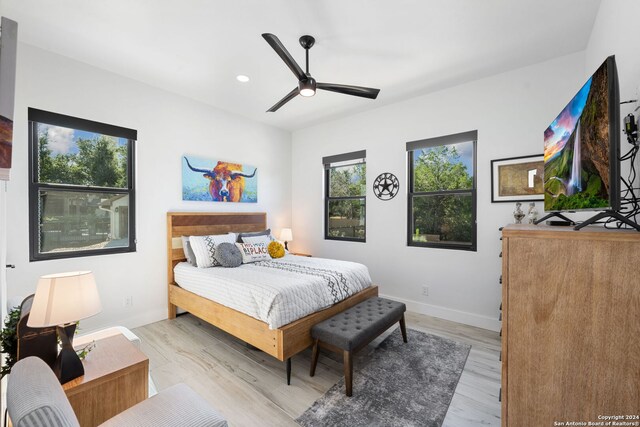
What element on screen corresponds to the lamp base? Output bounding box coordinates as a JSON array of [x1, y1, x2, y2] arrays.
[[55, 324, 84, 384], [284, 241, 289, 251]]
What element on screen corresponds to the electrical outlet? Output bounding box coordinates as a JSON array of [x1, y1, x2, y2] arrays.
[[422, 286, 429, 297], [124, 296, 133, 307]]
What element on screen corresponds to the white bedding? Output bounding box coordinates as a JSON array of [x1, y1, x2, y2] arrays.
[[174, 254, 372, 329]]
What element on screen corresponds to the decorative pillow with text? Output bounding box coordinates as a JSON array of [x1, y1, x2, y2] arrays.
[[236, 242, 271, 263]]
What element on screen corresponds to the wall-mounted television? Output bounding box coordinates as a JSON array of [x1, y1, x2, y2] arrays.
[[543, 55, 620, 213]]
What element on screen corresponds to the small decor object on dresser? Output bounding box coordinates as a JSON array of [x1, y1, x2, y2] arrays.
[[491, 155, 544, 202], [182, 156, 257, 202], [513, 202, 525, 224], [527, 202, 539, 224], [373, 172, 399, 200]]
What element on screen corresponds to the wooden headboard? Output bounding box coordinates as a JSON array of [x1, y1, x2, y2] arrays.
[[166, 212, 267, 286]]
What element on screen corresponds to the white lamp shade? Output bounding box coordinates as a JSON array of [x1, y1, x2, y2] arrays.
[[27, 271, 102, 327], [280, 228, 293, 242]]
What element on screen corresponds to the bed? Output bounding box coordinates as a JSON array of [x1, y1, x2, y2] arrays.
[[166, 212, 378, 382]]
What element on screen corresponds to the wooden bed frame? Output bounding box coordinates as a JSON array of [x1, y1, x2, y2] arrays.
[[167, 212, 378, 381]]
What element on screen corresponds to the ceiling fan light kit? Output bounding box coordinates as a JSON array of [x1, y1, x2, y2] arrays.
[[262, 33, 380, 112], [299, 77, 316, 97]]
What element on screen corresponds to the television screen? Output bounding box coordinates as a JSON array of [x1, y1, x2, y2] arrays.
[[543, 56, 620, 212]]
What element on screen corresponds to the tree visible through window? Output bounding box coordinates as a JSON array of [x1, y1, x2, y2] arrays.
[[324, 151, 366, 242], [29, 109, 137, 261], [408, 132, 476, 250]]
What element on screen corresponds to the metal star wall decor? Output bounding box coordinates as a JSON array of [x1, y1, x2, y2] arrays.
[[373, 172, 399, 200]]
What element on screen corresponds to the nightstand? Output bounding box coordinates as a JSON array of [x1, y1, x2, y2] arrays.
[[291, 252, 312, 257], [64, 333, 149, 426]]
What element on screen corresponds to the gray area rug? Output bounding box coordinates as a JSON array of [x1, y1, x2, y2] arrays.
[[296, 328, 471, 427]]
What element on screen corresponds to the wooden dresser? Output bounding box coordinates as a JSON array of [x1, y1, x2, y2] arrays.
[[501, 224, 640, 427]]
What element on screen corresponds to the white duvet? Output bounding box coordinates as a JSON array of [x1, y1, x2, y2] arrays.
[[174, 254, 372, 329]]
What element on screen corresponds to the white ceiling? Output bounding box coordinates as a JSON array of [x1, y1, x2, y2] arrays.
[[1, 0, 601, 131]]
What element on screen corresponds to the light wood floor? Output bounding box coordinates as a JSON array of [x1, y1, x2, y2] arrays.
[[133, 311, 501, 427]]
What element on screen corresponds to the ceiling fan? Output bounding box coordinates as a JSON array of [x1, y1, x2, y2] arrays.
[[262, 33, 381, 112]]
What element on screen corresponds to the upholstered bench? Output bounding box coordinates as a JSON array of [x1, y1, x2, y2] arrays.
[[309, 297, 407, 396]]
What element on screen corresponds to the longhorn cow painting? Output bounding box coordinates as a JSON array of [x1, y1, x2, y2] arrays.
[[182, 156, 258, 202]]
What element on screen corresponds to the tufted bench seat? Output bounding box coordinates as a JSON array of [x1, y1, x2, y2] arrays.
[[310, 297, 407, 396]]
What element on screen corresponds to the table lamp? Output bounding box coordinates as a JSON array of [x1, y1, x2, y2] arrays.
[[280, 228, 293, 251], [27, 271, 102, 383]]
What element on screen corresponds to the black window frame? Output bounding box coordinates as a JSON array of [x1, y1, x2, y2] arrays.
[[407, 131, 477, 251], [28, 108, 137, 261], [323, 150, 367, 243]]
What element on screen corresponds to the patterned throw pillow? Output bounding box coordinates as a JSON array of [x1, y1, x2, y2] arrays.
[[190, 233, 237, 268], [213, 242, 243, 268], [236, 242, 271, 263]]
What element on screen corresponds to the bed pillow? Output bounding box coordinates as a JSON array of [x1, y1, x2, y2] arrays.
[[236, 242, 271, 263], [238, 229, 271, 243], [190, 233, 238, 268], [181, 236, 197, 266], [240, 234, 273, 246], [268, 241, 285, 259], [214, 242, 243, 268]]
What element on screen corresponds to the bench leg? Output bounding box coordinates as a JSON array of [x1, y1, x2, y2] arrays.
[[343, 350, 353, 397], [310, 339, 320, 377], [286, 358, 292, 385], [399, 314, 408, 343]]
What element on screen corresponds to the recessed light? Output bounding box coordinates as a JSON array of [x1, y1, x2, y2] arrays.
[[236, 75, 250, 83]]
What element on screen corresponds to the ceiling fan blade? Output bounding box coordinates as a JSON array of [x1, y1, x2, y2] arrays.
[[317, 83, 380, 99], [262, 33, 306, 81], [267, 87, 299, 112]]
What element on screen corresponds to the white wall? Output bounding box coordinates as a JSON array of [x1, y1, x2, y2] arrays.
[[5, 43, 292, 331], [586, 0, 640, 123], [291, 52, 586, 331]]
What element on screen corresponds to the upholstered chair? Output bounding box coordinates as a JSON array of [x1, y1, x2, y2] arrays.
[[8, 357, 228, 427]]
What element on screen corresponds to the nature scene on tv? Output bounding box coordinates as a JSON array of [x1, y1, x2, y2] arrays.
[[543, 60, 611, 211]]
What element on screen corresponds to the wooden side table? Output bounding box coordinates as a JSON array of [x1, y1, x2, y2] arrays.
[[64, 333, 149, 426], [291, 252, 312, 257]]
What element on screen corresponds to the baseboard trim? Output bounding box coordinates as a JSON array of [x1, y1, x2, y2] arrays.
[[379, 293, 501, 332], [120, 308, 168, 330]]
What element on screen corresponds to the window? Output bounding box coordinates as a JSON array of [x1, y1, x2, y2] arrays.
[[407, 131, 477, 251], [28, 108, 137, 261], [324, 150, 366, 242]]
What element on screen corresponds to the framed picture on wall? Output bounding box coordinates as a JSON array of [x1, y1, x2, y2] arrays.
[[491, 154, 544, 202], [182, 155, 258, 202]]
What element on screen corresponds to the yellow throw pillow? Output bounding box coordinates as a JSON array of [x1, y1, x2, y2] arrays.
[[268, 241, 285, 259]]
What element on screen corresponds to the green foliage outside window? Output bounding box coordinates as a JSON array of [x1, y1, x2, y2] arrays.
[[414, 146, 472, 192], [410, 143, 475, 248], [327, 162, 366, 240], [38, 133, 128, 188], [329, 163, 366, 197], [32, 120, 133, 257]]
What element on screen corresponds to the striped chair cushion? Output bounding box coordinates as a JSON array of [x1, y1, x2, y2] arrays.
[[7, 357, 80, 427]]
